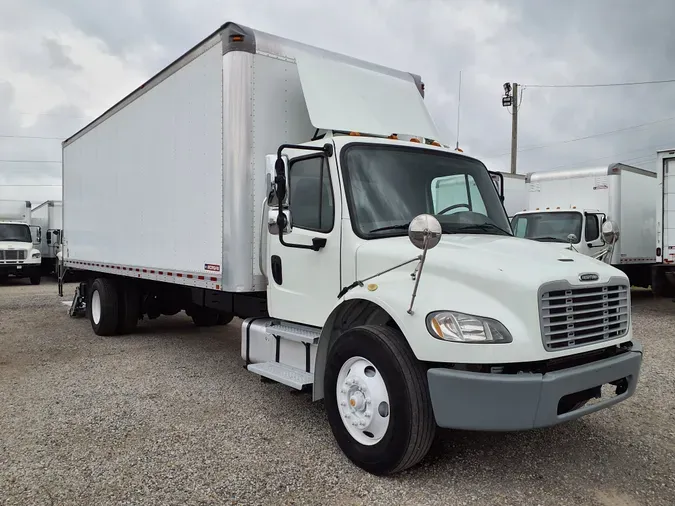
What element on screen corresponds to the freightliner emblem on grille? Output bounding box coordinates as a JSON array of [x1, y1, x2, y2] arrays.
[[579, 272, 599, 282]]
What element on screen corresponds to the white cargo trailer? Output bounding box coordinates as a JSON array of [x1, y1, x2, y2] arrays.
[[61, 22, 643, 475], [0, 199, 42, 284], [31, 200, 63, 275], [653, 149, 675, 296], [510, 164, 657, 288]]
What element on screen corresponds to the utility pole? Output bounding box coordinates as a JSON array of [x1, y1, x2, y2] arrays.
[[501, 82, 518, 174]]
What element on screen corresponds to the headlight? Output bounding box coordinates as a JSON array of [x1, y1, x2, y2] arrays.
[[32, 252, 41, 258], [426, 311, 512, 343]]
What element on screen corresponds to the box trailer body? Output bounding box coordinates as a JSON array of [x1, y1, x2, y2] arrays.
[[0, 199, 42, 284], [61, 22, 642, 476], [490, 172, 527, 218], [653, 149, 675, 295], [510, 164, 657, 287], [31, 200, 63, 273]]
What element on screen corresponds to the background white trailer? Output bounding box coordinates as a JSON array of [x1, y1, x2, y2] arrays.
[[654, 149, 675, 295], [510, 164, 657, 288], [0, 200, 31, 225], [31, 200, 63, 274]]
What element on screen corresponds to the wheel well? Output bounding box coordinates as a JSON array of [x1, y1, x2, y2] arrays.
[[312, 299, 399, 401]]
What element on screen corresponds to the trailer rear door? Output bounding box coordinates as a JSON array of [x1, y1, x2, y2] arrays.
[[664, 158, 675, 261]]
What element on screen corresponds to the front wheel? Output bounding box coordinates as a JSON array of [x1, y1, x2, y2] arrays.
[[29, 276, 41, 285], [324, 325, 436, 475]]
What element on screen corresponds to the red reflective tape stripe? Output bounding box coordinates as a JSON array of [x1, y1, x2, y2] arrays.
[[216, 284, 220, 290], [198, 276, 204, 280], [187, 274, 193, 279], [167, 272, 173, 276], [177, 273, 182, 277], [210, 277, 217, 282], [143, 269, 147, 273]]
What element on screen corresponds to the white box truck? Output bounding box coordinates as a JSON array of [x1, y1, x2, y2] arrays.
[[0, 199, 43, 284], [60, 22, 643, 475], [31, 200, 63, 275], [510, 164, 657, 289], [490, 171, 527, 218], [653, 149, 675, 296]]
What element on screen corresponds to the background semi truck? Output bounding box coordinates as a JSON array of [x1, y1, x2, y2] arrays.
[[0, 199, 42, 285], [31, 200, 63, 276], [510, 164, 657, 288], [60, 21, 643, 475], [654, 148, 675, 296]]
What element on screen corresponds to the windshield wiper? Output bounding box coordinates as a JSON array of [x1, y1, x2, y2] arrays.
[[529, 236, 566, 242], [0, 238, 30, 242], [457, 223, 511, 236], [368, 223, 411, 234]]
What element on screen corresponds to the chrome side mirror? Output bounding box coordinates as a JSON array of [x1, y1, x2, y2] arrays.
[[408, 214, 442, 250], [601, 220, 620, 245], [268, 208, 292, 235]]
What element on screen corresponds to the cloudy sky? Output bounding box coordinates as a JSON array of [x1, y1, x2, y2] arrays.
[[1, 0, 675, 204]]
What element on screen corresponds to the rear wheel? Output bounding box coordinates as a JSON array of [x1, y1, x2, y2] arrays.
[[324, 325, 436, 475], [88, 278, 119, 336]]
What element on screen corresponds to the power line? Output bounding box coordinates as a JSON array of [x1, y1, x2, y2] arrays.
[[0, 134, 63, 140], [483, 114, 675, 158], [524, 78, 675, 89], [0, 159, 61, 163], [0, 184, 61, 187]]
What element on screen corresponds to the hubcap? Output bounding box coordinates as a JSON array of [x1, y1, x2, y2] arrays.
[[336, 356, 390, 446], [91, 289, 101, 325]]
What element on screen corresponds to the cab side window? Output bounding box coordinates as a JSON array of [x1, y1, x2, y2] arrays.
[[288, 156, 334, 232], [585, 214, 600, 242]]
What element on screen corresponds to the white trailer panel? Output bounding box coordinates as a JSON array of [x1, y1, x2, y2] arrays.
[[64, 42, 225, 286], [0, 200, 31, 224]]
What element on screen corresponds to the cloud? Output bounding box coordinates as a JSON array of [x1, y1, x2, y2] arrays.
[[1, 0, 674, 205]]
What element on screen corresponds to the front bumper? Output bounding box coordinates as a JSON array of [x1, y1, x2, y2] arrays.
[[0, 263, 41, 277], [427, 340, 643, 431]]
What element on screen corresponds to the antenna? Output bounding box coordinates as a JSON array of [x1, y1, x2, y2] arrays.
[[455, 70, 462, 151]]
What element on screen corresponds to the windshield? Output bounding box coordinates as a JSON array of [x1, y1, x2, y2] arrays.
[[0, 223, 32, 242], [340, 144, 512, 239], [511, 212, 582, 243]]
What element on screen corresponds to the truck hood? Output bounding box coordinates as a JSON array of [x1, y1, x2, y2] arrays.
[[351, 233, 629, 364], [0, 241, 33, 251], [354, 234, 620, 287]]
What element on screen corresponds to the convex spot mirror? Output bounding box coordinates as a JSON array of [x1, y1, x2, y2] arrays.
[[408, 214, 442, 250], [601, 220, 620, 245]]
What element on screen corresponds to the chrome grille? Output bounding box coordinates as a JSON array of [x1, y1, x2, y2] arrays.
[[539, 282, 629, 351], [0, 249, 26, 261]]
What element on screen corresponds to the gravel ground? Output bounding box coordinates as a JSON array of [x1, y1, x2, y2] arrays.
[[0, 279, 674, 506]]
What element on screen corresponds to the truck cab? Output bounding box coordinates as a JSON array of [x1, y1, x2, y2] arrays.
[[510, 208, 608, 257], [0, 220, 42, 285]]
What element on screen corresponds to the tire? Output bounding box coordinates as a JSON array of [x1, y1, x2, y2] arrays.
[[216, 312, 234, 325], [324, 325, 436, 475], [191, 307, 220, 327], [117, 282, 140, 334], [30, 276, 41, 285], [87, 278, 120, 336]]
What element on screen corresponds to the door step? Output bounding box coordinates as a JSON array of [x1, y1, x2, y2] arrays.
[[247, 362, 313, 390], [265, 321, 321, 344]]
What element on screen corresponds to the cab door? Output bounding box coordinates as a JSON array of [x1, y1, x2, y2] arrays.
[[266, 146, 342, 327]]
